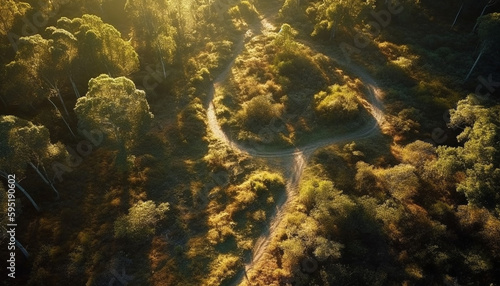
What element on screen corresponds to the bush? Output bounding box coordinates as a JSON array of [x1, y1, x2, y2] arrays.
[[314, 84, 360, 123], [114, 200, 169, 240], [235, 95, 283, 132]]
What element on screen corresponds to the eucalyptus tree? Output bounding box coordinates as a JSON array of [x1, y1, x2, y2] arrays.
[[0, 0, 30, 36], [448, 96, 500, 209], [310, 0, 369, 40], [125, 0, 176, 74], [471, 0, 498, 33], [465, 13, 500, 80], [0, 116, 69, 207], [55, 14, 140, 79], [451, 0, 466, 28], [74, 74, 154, 152], [3, 34, 50, 109]]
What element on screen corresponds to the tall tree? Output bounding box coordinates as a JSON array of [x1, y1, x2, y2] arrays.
[[3, 34, 50, 109], [466, 12, 500, 80], [0, 0, 30, 36], [74, 74, 154, 151], [0, 115, 67, 201], [2, 14, 140, 119]]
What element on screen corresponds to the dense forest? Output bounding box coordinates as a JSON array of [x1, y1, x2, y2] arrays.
[[0, 0, 499, 285]]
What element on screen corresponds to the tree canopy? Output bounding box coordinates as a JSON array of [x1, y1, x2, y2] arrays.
[[74, 74, 153, 150]]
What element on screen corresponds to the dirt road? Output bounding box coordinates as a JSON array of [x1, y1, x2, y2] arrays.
[[205, 6, 385, 285]]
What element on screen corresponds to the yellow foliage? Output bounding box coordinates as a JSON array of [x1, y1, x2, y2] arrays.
[[204, 254, 241, 286]]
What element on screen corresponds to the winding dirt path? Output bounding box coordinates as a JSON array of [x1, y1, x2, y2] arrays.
[[205, 6, 386, 286]]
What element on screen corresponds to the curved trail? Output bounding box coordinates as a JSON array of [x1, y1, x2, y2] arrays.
[[205, 8, 385, 286]]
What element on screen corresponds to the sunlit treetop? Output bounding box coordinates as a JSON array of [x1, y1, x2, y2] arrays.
[[54, 14, 140, 76], [74, 74, 153, 150], [0, 115, 65, 175], [0, 0, 31, 36]]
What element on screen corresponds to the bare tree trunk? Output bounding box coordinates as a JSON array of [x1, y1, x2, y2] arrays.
[[472, 0, 496, 33], [16, 240, 30, 258], [0, 171, 41, 211], [44, 78, 70, 117], [55, 85, 69, 117], [47, 97, 76, 138], [465, 46, 485, 81], [0, 95, 7, 107], [2, 226, 31, 258], [451, 2, 464, 28], [28, 162, 60, 198], [70, 75, 80, 98]]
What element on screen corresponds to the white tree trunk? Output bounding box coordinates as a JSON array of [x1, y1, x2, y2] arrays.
[[472, 1, 496, 33], [16, 240, 30, 258], [0, 95, 7, 107], [0, 171, 40, 211], [48, 97, 76, 138], [451, 2, 464, 28], [55, 85, 70, 117], [70, 75, 80, 98], [29, 161, 60, 198], [465, 47, 485, 81]]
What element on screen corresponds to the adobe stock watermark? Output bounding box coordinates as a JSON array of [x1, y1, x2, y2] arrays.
[[51, 128, 105, 183], [136, 62, 172, 98], [282, 256, 320, 285], [7, 0, 71, 52], [431, 73, 499, 144], [198, 170, 230, 206], [339, 1, 404, 64]]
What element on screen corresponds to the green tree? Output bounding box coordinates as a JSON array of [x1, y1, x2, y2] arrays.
[[274, 23, 298, 54], [3, 14, 139, 114], [125, 0, 177, 71], [0, 115, 67, 203], [3, 34, 50, 108], [177, 98, 207, 143], [401, 140, 436, 172], [449, 97, 500, 209], [74, 74, 153, 152], [54, 14, 139, 81], [355, 161, 380, 195], [235, 94, 283, 133], [314, 84, 360, 123], [466, 12, 500, 79], [381, 164, 419, 202], [0, 0, 30, 36], [310, 0, 369, 40]]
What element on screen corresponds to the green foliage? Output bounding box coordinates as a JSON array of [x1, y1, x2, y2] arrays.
[[355, 161, 379, 195], [0, 115, 65, 175], [74, 74, 153, 150], [273, 23, 298, 54], [203, 254, 241, 285], [277, 176, 352, 269], [177, 98, 207, 143], [381, 164, 419, 202], [446, 96, 500, 209], [314, 84, 360, 123], [2, 14, 139, 111], [235, 94, 283, 133], [279, 0, 307, 22], [57, 14, 139, 77], [0, 0, 31, 36], [478, 13, 500, 60], [309, 0, 372, 40], [3, 34, 50, 107], [114, 200, 169, 240], [400, 140, 436, 170], [124, 0, 177, 63]]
